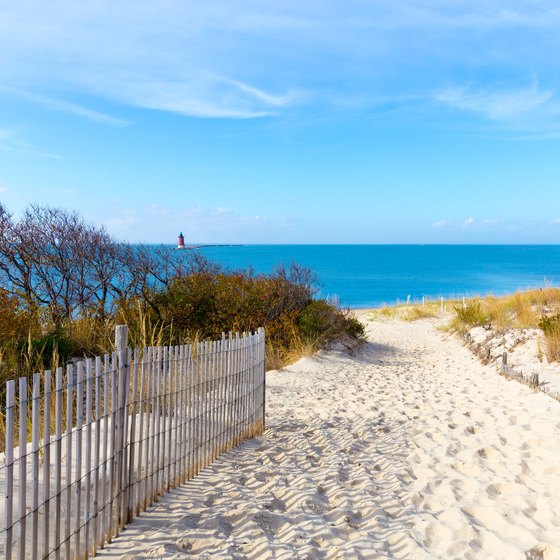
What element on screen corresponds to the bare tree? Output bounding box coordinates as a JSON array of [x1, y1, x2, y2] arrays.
[[0, 203, 37, 309], [0, 204, 125, 327]]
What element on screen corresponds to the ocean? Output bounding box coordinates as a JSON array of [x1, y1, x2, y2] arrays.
[[187, 245, 560, 309]]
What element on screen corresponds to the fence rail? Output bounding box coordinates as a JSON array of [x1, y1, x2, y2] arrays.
[[0, 326, 266, 559]]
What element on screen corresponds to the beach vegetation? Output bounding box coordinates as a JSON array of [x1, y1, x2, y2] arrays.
[[0, 203, 364, 389], [538, 314, 560, 362], [379, 306, 397, 318], [448, 288, 560, 362], [402, 305, 438, 321], [453, 302, 490, 329]]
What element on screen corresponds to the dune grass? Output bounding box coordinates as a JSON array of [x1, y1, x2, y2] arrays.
[[370, 300, 443, 322], [370, 288, 560, 363], [450, 288, 560, 362]]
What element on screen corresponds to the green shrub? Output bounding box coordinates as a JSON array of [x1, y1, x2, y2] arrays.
[[0, 258, 364, 379], [538, 314, 560, 362], [29, 331, 74, 363], [298, 301, 364, 342], [454, 302, 490, 327], [539, 314, 560, 335], [298, 301, 337, 339]]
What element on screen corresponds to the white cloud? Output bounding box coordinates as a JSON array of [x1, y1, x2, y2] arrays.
[[112, 73, 298, 119], [436, 83, 554, 121], [0, 129, 62, 159], [1, 1, 560, 124], [0, 86, 128, 126], [464, 217, 475, 226], [432, 219, 448, 228], [0, 182, 7, 194], [102, 203, 294, 242]]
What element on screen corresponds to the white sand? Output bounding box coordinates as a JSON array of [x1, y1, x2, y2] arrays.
[[98, 315, 560, 559]]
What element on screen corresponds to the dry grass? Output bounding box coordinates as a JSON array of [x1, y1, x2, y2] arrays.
[[371, 301, 442, 322], [451, 288, 560, 362], [264, 335, 319, 371], [461, 289, 560, 331], [402, 304, 438, 321], [370, 306, 398, 320], [544, 333, 560, 362], [282, 337, 320, 367]]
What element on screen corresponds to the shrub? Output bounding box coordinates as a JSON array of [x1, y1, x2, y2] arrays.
[[0, 204, 364, 378], [539, 314, 560, 362], [298, 301, 337, 340], [454, 302, 490, 328], [538, 314, 560, 336]]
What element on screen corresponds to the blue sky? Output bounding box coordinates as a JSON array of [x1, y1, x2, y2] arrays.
[[1, 1, 560, 243]]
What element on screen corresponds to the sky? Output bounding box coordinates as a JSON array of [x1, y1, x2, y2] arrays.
[[1, 0, 560, 244]]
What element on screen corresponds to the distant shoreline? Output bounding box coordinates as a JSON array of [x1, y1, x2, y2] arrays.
[[185, 243, 246, 249]]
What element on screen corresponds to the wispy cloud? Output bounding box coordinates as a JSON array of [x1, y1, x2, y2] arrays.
[[0, 128, 62, 159], [464, 217, 475, 226], [0, 182, 7, 194], [385, 1, 560, 30], [103, 203, 295, 242], [1, 1, 560, 126], [0, 85, 128, 126], [112, 73, 300, 119], [432, 219, 448, 228], [435, 83, 554, 121]]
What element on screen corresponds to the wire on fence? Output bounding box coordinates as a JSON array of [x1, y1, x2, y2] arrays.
[[0, 326, 266, 560]]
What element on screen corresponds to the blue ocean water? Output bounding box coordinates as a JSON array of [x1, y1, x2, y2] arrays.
[[189, 245, 560, 309]]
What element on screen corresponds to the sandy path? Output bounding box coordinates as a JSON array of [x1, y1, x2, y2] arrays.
[[98, 317, 560, 559]]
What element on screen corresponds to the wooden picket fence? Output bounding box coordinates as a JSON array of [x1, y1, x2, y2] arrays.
[[0, 326, 266, 559]]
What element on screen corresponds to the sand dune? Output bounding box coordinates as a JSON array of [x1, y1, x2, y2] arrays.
[[98, 315, 560, 559]]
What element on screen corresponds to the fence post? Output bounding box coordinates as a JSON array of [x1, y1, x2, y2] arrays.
[[502, 352, 507, 373], [114, 325, 129, 532]]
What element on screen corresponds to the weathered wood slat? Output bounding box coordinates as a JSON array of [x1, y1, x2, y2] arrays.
[[64, 365, 73, 560], [54, 368, 63, 560], [43, 370, 52, 559], [5, 380, 15, 560], [92, 356, 101, 555], [31, 373, 40, 559], [100, 354, 110, 548], [18, 376, 28, 560], [84, 359, 94, 558], [127, 348, 139, 524], [107, 353, 117, 543], [75, 362, 84, 559]]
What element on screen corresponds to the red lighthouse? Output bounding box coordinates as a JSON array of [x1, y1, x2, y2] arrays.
[[177, 232, 186, 249]]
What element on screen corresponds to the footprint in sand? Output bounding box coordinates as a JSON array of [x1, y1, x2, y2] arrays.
[[175, 536, 215, 555], [179, 512, 203, 529], [477, 447, 499, 460], [344, 510, 365, 530], [253, 511, 290, 535], [337, 466, 350, 483], [486, 481, 530, 500], [455, 461, 483, 477], [303, 493, 331, 515], [264, 495, 287, 513]]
